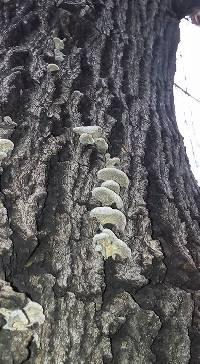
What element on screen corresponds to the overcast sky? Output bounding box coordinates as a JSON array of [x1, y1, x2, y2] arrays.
[[174, 19, 200, 185]]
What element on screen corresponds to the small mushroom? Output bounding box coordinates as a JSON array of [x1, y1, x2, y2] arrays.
[[101, 180, 120, 195], [0, 139, 14, 154], [23, 300, 45, 326], [79, 133, 94, 146], [105, 153, 120, 168], [47, 64, 59, 72], [90, 206, 126, 232], [53, 37, 65, 50], [54, 49, 65, 62], [92, 186, 123, 209], [93, 228, 131, 260], [73, 125, 102, 139], [97, 168, 129, 188], [0, 308, 28, 331], [94, 138, 108, 154]]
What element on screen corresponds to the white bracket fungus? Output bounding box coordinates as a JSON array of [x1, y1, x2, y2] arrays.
[[101, 180, 120, 195], [53, 37, 65, 50], [0, 139, 14, 154], [3, 116, 17, 126], [47, 64, 59, 72], [0, 152, 7, 161], [105, 153, 120, 168], [97, 168, 129, 188], [90, 207, 126, 232], [79, 133, 94, 145], [54, 49, 65, 62], [0, 300, 45, 331], [93, 228, 131, 260], [94, 138, 108, 154], [0, 139, 14, 162], [73, 125, 102, 139], [92, 187, 123, 209], [23, 300, 45, 326], [1, 309, 28, 331]]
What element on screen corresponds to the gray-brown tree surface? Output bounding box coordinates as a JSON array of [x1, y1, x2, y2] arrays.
[[0, 0, 200, 363]]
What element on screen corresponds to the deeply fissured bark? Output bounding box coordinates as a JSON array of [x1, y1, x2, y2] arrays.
[[0, 0, 200, 363]]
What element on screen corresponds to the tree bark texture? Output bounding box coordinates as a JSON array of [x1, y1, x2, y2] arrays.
[[0, 0, 200, 363]]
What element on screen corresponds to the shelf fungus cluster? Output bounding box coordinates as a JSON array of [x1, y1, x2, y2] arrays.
[[73, 126, 108, 154], [90, 153, 131, 260], [72, 125, 130, 260]]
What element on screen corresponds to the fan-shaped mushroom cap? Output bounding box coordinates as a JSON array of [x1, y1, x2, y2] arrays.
[[93, 228, 131, 259], [97, 167, 129, 188], [73, 126, 102, 139], [47, 64, 59, 72], [53, 37, 65, 50], [79, 133, 94, 145], [92, 187, 123, 209], [105, 153, 120, 168], [101, 180, 120, 195], [90, 207, 126, 232], [0, 139, 14, 153]]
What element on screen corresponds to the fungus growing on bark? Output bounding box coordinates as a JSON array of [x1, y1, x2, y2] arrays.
[[0, 139, 14, 153], [53, 37, 65, 50], [92, 186, 123, 209], [94, 138, 108, 154], [97, 168, 129, 188], [0, 152, 7, 160], [3, 116, 15, 125], [47, 63, 59, 72], [54, 49, 65, 62], [93, 228, 131, 260], [0, 139, 14, 162], [79, 133, 94, 145], [105, 153, 120, 168], [73, 125, 102, 139], [1, 309, 28, 331], [101, 180, 120, 195], [0, 299, 45, 331], [90, 207, 126, 232], [23, 300, 45, 326]]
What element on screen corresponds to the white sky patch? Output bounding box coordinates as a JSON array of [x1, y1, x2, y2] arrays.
[[174, 19, 200, 185]]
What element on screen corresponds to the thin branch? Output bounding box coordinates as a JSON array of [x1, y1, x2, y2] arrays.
[[174, 82, 200, 103]]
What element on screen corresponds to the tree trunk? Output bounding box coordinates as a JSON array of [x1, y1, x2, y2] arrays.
[[0, 0, 200, 363]]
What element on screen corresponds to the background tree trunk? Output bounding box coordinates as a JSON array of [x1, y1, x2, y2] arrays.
[[0, 0, 200, 363]]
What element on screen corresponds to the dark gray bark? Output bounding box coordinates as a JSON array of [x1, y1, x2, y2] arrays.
[[0, 0, 200, 363]]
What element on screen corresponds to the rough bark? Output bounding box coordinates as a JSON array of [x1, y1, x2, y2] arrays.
[[0, 0, 200, 363]]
